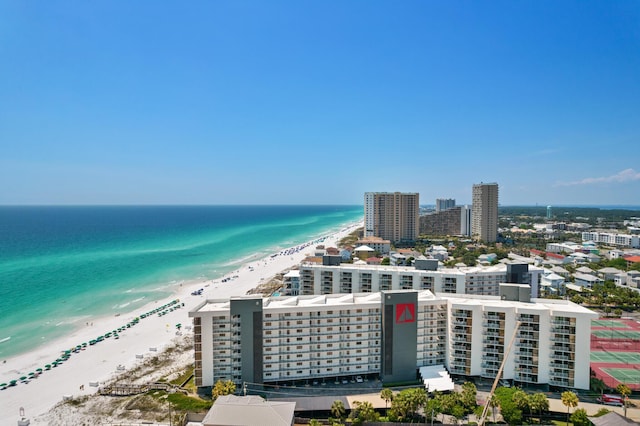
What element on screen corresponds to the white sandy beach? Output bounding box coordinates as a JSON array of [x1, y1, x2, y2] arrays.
[[0, 223, 361, 425]]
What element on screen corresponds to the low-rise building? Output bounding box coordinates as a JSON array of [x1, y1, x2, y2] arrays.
[[355, 236, 391, 255], [573, 273, 603, 288], [282, 270, 300, 296], [582, 232, 640, 249]]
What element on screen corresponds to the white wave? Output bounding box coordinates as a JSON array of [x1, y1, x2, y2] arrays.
[[0, 336, 10, 344]]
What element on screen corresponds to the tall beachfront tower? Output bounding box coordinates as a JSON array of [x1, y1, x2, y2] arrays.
[[364, 192, 419, 244], [547, 206, 552, 219], [436, 198, 456, 212], [460, 205, 472, 237], [472, 183, 499, 243]]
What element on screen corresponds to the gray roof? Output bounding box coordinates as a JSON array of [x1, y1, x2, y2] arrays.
[[271, 395, 349, 411], [589, 411, 639, 426], [203, 395, 295, 426]]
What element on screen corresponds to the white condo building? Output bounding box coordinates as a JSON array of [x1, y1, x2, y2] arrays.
[[293, 262, 543, 298], [189, 289, 596, 391], [582, 232, 640, 249]]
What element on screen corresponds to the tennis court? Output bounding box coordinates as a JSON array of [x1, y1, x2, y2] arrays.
[[601, 367, 640, 384], [592, 319, 632, 328], [592, 329, 640, 339], [591, 351, 640, 364]]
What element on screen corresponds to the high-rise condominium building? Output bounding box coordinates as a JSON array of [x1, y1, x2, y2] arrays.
[[364, 192, 419, 244], [189, 289, 596, 390], [460, 205, 472, 237], [436, 198, 456, 212], [472, 183, 499, 243]]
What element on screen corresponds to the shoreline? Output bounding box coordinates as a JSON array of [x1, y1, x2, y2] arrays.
[[0, 221, 361, 425]]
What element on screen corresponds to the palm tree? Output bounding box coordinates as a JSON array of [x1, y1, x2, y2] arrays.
[[331, 399, 346, 422], [529, 392, 549, 424], [488, 394, 499, 424], [380, 388, 393, 414], [616, 384, 632, 418], [561, 390, 579, 426], [512, 389, 529, 417]]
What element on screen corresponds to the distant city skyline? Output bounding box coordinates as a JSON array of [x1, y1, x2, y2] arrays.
[[1, 1, 639, 206]]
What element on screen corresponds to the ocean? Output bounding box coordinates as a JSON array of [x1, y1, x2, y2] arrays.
[[0, 205, 363, 359]]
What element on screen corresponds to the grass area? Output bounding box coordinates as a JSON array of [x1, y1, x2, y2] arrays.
[[339, 227, 363, 247], [169, 366, 194, 386], [148, 390, 212, 413]]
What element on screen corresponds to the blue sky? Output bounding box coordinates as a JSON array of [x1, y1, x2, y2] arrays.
[[1, 1, 639, 206]]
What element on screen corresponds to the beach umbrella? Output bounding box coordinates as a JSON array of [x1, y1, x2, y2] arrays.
[[9, 380, 17, 386], [36, 368, 43, 373], [28, 372, 35, 377], [0, 383, 7, 389], [20, 376, 27, 381], [45, 364, 51, 370]]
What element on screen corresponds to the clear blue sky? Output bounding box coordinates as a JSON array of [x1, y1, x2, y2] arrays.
[[1, 1, 639, 206]]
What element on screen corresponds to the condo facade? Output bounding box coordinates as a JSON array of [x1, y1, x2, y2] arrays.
[[436, 198, 456, 212], [189, 290, 596, 390], [582, 231, 640, 249], [472, 183, 499, 243], [294, 262, 543, 298], [364, 192, 419, 244]]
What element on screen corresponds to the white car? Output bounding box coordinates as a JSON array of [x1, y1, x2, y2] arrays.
[[355, 376, 364, 383]]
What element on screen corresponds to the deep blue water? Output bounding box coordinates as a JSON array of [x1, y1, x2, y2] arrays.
[[0, 205, 362, 358]]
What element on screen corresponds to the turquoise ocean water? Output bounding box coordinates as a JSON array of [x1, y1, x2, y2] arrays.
[[0, 205, 362, 359]]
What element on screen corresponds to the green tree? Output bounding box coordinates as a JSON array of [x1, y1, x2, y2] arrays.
[[381, 257, 390, 265], [308, 420, 322, 426], [390, 388, 427, 421], [494, 387, 522, 425], [512, 389, 529, 418], [570, 408, 590, 426], [591, 377, 606, 394], [380, 388, 393, 413], [425, 398, 442, 424], [561, 390, 579, 426], [451, 404, 466, 425], [616, 383, 632, 417], [331, 399, 346, 422], [529, 392, 549, 423], [350, 400, 379, 425], [211, 379, 236, 402], [487, 394, 499, 424], [460, 382, 478, 413]]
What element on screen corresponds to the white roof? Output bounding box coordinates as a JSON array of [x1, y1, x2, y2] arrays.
[[283, 270, 300, 278], [543, 273, 564, 281], [566, 283, 587, 292], [574, 273, 601, 282], [355, 245, 375, 251], [419, 365, 454, 392]]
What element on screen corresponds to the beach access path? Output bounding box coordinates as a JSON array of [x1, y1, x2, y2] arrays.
[[0, 223, 361, 426]]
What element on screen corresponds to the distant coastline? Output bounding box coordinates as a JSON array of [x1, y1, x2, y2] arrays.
[[0, 205, 363, 359]]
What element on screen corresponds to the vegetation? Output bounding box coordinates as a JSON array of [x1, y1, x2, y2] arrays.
[[561, 391, 579, 426], [617, 383, 632, 417], [211, 379, 236, 402], [380, 388, 394, 413], [350, 400, 379, 425], [388, 387, 427, 422], [330, 399, 346, 423], [570, 408, 590, 426]]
